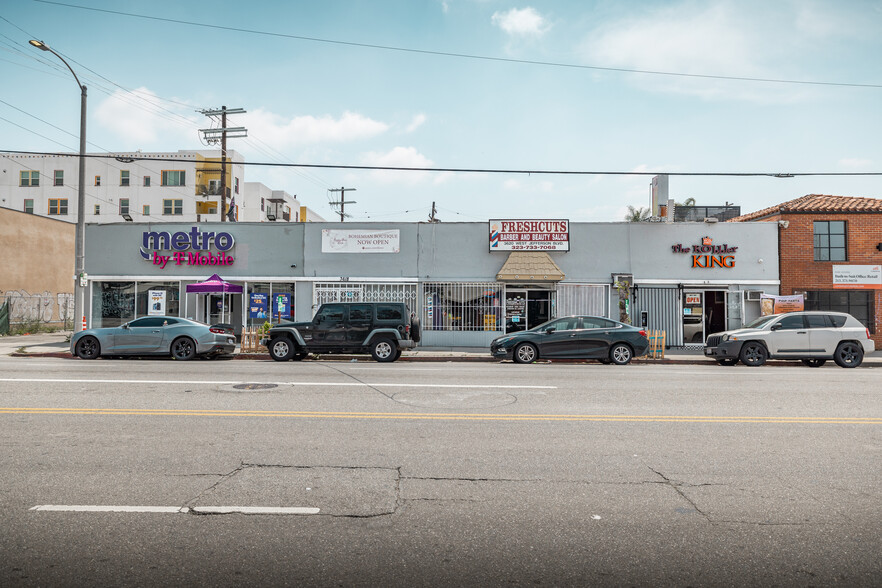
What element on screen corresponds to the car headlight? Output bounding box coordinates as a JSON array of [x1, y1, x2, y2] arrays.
[[493, 336, 515, 345]]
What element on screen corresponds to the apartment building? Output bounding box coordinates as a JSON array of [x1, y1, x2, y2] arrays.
[[0, 149, 318, 224]]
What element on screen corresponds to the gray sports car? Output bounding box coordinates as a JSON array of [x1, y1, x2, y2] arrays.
[[70, 316, 237, 360]]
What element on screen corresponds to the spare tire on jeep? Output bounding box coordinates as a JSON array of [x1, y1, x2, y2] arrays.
[[410, 315, 421, 343]]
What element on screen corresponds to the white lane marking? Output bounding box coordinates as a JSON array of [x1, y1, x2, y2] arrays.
[[30, 505, 186, 513], [0, 378, 555, 389], [30, 505, 320, 515]]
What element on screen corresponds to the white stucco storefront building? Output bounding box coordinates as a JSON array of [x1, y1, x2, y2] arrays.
[[81, 219, 780, 347]]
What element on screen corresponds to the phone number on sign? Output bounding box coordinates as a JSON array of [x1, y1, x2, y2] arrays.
[[508, 244, 566, 250]]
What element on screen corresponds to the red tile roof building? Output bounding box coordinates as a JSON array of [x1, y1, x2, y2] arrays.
[[731, 195, 882, 346]]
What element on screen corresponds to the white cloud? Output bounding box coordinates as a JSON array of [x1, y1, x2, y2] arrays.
[[360, 146, 443, 184], [839, 158, 873, 169], [405, 113, 427, 133], [492, 7, 551, 37], [94, 87, 199, 147], [243, 109, 389, 148], [579, 3, 806, 102]]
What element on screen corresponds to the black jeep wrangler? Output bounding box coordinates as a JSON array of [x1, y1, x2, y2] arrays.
[[262, 302, 420, 362]]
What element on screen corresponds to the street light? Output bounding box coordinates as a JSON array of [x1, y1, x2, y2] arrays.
[[30, 39, 87, 331]]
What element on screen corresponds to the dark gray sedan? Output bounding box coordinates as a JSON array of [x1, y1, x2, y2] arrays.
[[70, 316, 237, 360], [490, 316, 650, 365]]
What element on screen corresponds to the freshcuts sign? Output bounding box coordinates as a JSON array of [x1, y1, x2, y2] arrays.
[[489, 219, 569, 251], [140, 227, 235, 268]]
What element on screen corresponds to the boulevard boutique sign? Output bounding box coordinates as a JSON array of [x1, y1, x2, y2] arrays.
[[139, 227, 235, 268], [672, 237, 738, 268]]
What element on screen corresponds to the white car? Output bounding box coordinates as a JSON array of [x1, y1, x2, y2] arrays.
[[704, 311, 875, 368]]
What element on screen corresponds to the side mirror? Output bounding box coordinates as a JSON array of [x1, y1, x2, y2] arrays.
[[770, 323, 782, 331], [545, 327, 556, 334], [122, 323, 130, 329]]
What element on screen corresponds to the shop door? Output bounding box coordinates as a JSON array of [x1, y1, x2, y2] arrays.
[[505, 290, 527, 332], [527, 290, 551, 329]]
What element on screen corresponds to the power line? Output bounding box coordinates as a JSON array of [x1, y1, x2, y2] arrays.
[[29, 0, 882, 90], [3, 149, 881, 178]]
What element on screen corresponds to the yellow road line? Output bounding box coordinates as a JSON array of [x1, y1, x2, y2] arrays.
[[1, 407, 879, 424]]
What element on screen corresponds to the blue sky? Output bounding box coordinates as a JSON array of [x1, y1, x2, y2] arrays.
[[2, 0, 881, 222]]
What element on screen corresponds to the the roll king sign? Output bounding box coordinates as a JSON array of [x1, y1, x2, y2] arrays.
[[671, 236, 738, 269], [140, 227, 235, 269]]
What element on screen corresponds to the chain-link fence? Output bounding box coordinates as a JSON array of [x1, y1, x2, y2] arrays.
[[0, 293, 74, 333]]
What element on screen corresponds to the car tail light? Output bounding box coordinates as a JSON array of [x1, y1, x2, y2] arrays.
[[210, 327, 226, 334], [867, 328, 872, 339], [639, 330, 647, 337]]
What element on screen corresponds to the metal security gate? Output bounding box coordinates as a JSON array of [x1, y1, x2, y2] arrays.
[[632, 287, 682, 347], [555, 283, 609, 317], [312, 282, 418, 315]]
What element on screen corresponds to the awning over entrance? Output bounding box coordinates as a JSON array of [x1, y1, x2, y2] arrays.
[[496, 252, 565, 282]]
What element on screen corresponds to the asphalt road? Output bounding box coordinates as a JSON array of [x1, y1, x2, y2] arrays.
[[0, 355, 879, 587]]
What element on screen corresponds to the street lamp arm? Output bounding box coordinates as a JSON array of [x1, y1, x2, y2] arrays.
[[29, 40, 85, 91]]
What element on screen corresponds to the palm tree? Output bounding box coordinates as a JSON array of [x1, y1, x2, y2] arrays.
[[676, 197, 696, 207], [625, 205, 651, 222]]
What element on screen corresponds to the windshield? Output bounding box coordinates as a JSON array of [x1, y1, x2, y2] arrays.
[[744, 315, 779, 329]]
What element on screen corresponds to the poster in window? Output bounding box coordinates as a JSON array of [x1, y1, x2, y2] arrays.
[[273, 294, 292, 319], [148, 290, 166, 316], [250, 293, 268, 319]]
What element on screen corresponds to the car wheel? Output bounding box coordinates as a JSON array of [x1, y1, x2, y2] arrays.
[[74, 336, 101, 360], [833, 342, 863, 368], [801, 358, 826, 368], [269, 337, 295, 361], [513, 342, 538, 364], [609, 343, 633, 365], [717, 358, 738, 366], [739, 342, 767, 367], [393, 348, 402, 361], [371, 338, 397, 362], [171, 337, 196, 361]]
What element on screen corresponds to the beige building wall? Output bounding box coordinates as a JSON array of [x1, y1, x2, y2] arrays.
[[0, 207, 75, 326]]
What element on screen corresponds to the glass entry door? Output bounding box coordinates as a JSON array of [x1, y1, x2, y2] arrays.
[[504, 288, 553, 333]]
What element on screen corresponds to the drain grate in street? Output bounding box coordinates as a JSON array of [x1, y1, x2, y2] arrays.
[[232, 383, 279, 390]]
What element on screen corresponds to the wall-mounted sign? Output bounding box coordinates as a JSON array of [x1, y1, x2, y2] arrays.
[[140, 227, 235, 268], [671, 237, 738, 269], [147, 290, 166, 315], [321, 229, 400, 253], [832, 265, 882, 289], [489, 219, 569, 251]]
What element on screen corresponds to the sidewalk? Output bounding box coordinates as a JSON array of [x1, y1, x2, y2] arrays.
[[3, 330, 880, 366]]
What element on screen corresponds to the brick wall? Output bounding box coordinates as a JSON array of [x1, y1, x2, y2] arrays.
[[756, 212, 882, 347]]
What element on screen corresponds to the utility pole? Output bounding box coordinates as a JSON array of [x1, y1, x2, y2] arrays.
[[428, 201, 440, 223], [199, 106, 247, 221], [328, 187, 357, 221]]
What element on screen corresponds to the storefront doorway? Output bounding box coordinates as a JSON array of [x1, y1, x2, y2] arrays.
[[682, 290, 726, 344], [505, 288, 553, 332]]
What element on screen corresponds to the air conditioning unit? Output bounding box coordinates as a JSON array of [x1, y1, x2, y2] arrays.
[[745, 290, 762, 301]]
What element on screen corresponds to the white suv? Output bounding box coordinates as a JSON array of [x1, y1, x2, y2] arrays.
[[704, 311, 876, 368]]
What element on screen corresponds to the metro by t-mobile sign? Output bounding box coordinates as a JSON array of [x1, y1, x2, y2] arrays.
[[140, 227, 235, 268]]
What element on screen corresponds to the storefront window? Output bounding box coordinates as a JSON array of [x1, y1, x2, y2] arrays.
[[246, 282, 296, 327], [92, 281, 135, 328], [422, 282, 502, 331], [136, 282, 180, 318], [805, 290, 874, 333]]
